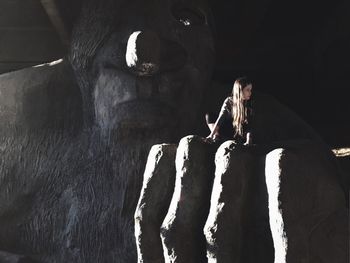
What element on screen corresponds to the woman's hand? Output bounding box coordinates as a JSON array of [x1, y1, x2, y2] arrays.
[[244, 132, 252, 146], [206, 133, 219, 143], [205, 134, 214, 142]]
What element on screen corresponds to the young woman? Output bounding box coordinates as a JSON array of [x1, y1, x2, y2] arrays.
[[206, 77, 254, 145]]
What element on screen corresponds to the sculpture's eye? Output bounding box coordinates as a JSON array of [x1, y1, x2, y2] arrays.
[[172, 6, 207, 26]]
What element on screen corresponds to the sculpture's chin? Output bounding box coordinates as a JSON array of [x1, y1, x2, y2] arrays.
[[100, 99, 180, 142], [113, 123, 178, 143], [115, 100, 176, 126]]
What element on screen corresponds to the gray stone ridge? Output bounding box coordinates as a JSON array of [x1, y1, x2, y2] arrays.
[[135, 135, 349, 263]]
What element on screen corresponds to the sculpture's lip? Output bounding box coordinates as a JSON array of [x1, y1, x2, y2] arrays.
[[101, 63, 190, 96], [116, 98, 172, 107], [114, 99, 177, 129], [97, 66, 189, 129], [102, 62, 189, 80]]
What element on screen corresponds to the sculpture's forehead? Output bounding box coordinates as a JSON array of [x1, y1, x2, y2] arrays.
[[85, 0, 210, 10], [115, 0, 209, 5], [78, 0, 212, 28]]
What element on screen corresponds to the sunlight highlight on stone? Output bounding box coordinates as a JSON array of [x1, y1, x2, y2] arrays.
[[332, 147, 350, 157], [33, 58, 64, 68]]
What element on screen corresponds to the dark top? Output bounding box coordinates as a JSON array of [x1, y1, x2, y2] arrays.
[[216, 96, 253, 144]]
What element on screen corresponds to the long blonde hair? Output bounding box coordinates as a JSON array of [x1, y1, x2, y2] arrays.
[[231, 77, 252, 136]]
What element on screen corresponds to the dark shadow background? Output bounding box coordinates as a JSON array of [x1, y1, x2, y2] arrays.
[[210, 0, 350, 148]]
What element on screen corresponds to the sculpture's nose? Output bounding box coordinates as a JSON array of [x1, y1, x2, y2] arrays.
[[125, 31, 188, 76], [126, 31, 160, 76]]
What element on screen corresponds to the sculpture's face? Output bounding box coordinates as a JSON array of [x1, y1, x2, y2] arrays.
[[70, 0, 215, 140]]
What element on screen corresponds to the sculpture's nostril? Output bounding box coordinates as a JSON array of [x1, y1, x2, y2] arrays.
[[126, 31, 160, 76]]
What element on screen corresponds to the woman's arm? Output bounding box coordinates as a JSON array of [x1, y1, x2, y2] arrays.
[[244, 132, 252, 145], [206, 97, 231, 139], [207, 120, 220, 139], [244, 105, 254, 145]]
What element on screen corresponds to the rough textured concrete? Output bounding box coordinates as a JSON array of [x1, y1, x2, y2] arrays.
[[161, 135, 216, 263], [265, 142, 348, 263], [136, 139, 348, 263], [134, 144, 177, 263], [0, 251, 33, 263], [204, 141, 273, 263]]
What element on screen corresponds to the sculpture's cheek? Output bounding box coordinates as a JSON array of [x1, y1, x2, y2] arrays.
[[92, 63, 206, 134]]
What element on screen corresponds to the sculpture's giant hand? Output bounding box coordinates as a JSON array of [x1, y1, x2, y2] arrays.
[[135, 136, 348, 263]]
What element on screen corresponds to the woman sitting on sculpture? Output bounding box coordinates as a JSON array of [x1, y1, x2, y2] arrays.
[[206, 76, 254, 145]]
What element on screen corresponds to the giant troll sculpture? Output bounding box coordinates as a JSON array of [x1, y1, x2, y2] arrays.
[[0, 0, 348, 262]]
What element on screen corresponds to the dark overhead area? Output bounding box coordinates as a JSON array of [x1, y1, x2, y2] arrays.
[[0, 0, 65, 73], [0, 0, 349, 147], [211, 0, 350, 147]]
